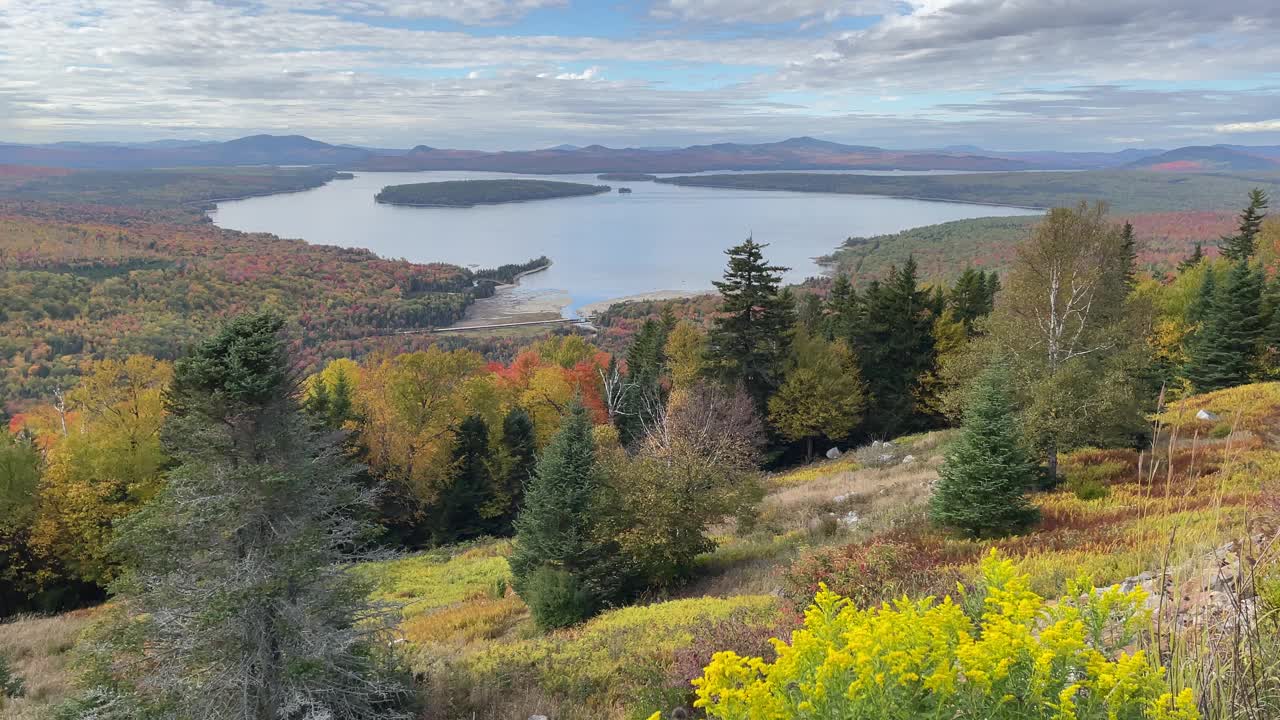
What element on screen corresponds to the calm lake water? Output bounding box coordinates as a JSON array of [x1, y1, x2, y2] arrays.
[[209, 170, 1041, 315]]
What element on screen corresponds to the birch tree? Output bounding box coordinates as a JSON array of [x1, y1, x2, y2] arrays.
[[987, 202, 1148, 479]]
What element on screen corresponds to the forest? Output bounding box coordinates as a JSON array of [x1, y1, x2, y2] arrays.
[[374, 179, 612, 207], [3, 184, 1279, 720], [657, 169, 1280, 214]]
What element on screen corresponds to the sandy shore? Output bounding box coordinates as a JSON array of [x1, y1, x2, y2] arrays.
[[577, 290, 704, 316]]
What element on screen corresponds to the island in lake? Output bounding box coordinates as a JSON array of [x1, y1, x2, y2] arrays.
[[597, 172, 658, 182], [375, 179, 611, 208]]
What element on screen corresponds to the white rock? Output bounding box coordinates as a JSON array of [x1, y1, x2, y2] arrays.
[[826, 447, 843, 460], [901, 454, 916, 464], [1196, 409, 1220, 421]]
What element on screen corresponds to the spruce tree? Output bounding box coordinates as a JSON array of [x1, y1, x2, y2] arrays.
[[1178, 243, 1205, 273], [707, 238, 794, 407], [328, 365, 354, 428], [847, 257, 937, 436], [111, 312, 409, 719], [949, 268, 997, 334], [432, 414, 493, 544], [617, 319, 667, 444], [497, 406, 537, 531], [930, 362, 1039, 538], [1120, 220, 1138, 289], [1186, 265, 1217, 327], [509, 403, 634, 629], [1220, 189, 1269, 262], [1184, 260, 1264, 391]]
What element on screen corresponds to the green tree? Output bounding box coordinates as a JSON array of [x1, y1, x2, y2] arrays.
[[949, 268, 997, 334], [1184, 260, 1264, 391], [110, 312, 410, 719], [930, 363, 1039, 538], [1119, 220, 1138, 289], [616, 318, 668, 444], [1219, 188, 1269, 262], [707, 238, 794, 407], [767, 329, 866, 460], [986, 202, 1147, 480], [431, 414, 494, 544], [496, 406, 537, 531], [847, 257, 937, 436], [1178, 242, 1205, 273], [509, 403, 635, 630]]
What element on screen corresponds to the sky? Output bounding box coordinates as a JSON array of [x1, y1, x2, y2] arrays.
[[1, 0, 1278, 151]]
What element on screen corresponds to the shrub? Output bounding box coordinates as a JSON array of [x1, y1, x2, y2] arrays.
[[1210, 422, 1232, 439], [852, 440, 904, 469], [1062, 459, 1125, 501], [520, 566, 595, 631], [782, 538, 959, 609], [691, 551, 1200, 720], [0, 654, 24, 703]]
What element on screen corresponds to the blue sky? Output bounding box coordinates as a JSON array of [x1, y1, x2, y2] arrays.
[[1, 0, 1278, 150]]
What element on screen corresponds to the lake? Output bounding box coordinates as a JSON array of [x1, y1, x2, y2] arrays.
[[209, 170, 1042, 316]]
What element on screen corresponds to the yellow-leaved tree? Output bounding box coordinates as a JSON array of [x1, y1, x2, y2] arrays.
[[28, 355, 172, 586]]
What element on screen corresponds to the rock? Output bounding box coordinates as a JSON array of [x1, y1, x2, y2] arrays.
[[1196, 409, 1220, 421], [879, 453, 894, 464], [838, 510, 860, 527], [832, 493, 850, 504], [901, 454, 916, 464], [826, 447, 843, 460], [529, 715, 549, 720]]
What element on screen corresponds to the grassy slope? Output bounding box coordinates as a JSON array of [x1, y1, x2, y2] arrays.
[[5, 384, 1274, 719]]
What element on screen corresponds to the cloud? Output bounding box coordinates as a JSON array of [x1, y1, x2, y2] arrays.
[[651, 0, 892, 25], [1216, 119, 1280, 133], [0, 0, 1278, 149]]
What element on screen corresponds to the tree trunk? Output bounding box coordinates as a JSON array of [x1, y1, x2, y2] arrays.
[[806, 436, 813, 463]]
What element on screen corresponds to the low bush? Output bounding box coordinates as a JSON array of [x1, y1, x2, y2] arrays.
[[1, 654, 24, 703], [782, 537, 964, 609], [691, 551, 1200, 720]]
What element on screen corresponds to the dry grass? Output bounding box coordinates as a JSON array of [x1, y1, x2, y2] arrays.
[[0, 608, 97, 719]]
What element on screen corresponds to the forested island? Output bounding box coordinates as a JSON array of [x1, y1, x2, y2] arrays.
[[375, 179, 611, 207], [656, 170, 1280, 213], [597, 172, 658, 181]]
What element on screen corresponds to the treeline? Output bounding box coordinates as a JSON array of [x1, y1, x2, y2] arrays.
[[656, 169, 1280, 214], [374, 179, 610, 207], [473, 255, 551, 285]]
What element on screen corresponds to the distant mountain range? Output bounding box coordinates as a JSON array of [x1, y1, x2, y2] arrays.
[[1, 134, 1278, 174]]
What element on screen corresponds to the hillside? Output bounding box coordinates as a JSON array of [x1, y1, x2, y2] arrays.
[[374, 179, 611, 207], [656, 169, 1280, 214], [1127, 145, 1280, 172], [822, 209, 1243, 284]]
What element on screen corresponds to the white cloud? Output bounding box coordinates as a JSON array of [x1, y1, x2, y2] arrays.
[[652, 0, 893, 25], [1216, 119, 1280, 133]]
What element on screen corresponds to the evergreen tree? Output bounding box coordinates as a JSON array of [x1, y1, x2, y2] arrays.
[[930, 363, 1039, 538], [509, 403, 635, 630], [1119, 220, 1138, 289], [328, 365, 355, 428], [497, 406, 537, 530], [797, 292, 824, 335], [824, 273, 859, 340], [304, 375, 331, 422], [1184, 260, 1264, 391], [617, 319, 667, 444], [431, 414, 493, 544], [949, 268, 997, 334], [706, 238, 794, 407], [1178, 243, 1205, 272], [767, 329, 866, 460], [1219, 188, 1269, 262], [847, 257, 937, 436], [111, 312, 409, 719], [1186, 265, 1217, 327]]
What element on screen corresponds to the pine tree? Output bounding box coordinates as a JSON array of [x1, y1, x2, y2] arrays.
[[824, 273, 859, 340], [707, 238, 793, 407], [1220, 188, 1269, 262], [304, 375, 331, 421], [432, 414, 493, 544], [497, 406, 537, 530], [111, 312, 409, 719], [949, 268, 997, 334], [509, 403, 635, 630], [930, 363, 1039, 538], [617, 319, 667, 444], [1184, 260, 1264, 391], [1186, 265, 1217, 327], [1178, 243, 1205, 272]]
